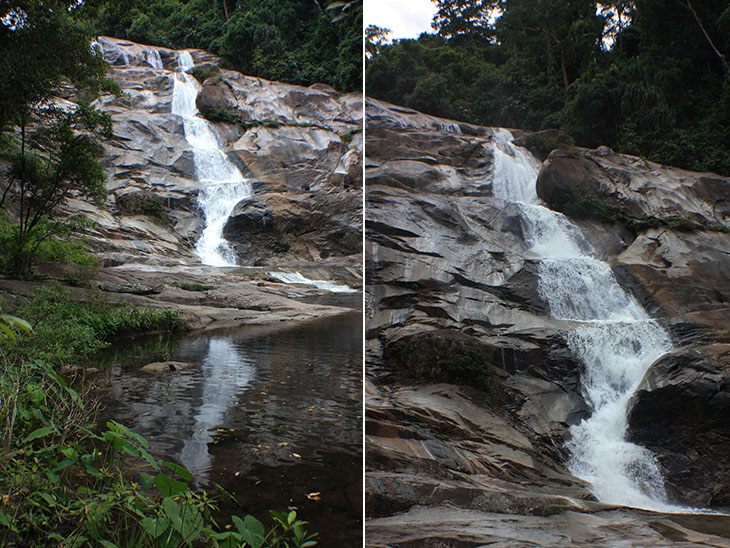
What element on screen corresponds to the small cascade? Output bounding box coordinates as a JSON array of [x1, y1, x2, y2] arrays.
[[172, 50, 251, 266], [270, 271, 357, 293], [146, 48, 163, 70], [490, 129, 686, 512]]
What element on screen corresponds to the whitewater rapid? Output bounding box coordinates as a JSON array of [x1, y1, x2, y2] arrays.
[[490, 129, 689, 512], [172, 51, 251, 266]]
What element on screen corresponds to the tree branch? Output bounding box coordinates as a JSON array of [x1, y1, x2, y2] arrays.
[[681, 0, 730, 75]]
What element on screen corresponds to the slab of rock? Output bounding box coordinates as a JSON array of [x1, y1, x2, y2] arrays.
[[628, 343, 730, 507], [536, 147, 730, 228], [140, 361, 191, 373]]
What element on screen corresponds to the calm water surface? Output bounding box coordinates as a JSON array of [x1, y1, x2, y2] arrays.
[[97, 311, 362, 545]]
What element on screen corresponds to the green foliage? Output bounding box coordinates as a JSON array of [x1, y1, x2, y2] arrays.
[[201, 107, 241, 124], [367, 0, 730, 176], [561, 193, 620, 223], [0, 214, 99, 274], [179, 283, 214, 292], [624, 217, 662, 234], [668, 217, 699, 232], [0, 352, 317, 547], [523, 132, 574, 161], [0, 310, 32, 343], [190, 66, 220, 84], [0, 298, 318, 547], [83, 0, 362, 92], [8, 284, 180, 366], [438, 346, 501, 400], [0, 102, 112, 276]]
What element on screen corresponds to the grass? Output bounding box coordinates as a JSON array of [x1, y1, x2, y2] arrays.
[[9, 284, 180, 366]]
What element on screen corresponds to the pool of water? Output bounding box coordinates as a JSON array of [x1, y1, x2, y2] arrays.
[[96, 312, 362, 545]]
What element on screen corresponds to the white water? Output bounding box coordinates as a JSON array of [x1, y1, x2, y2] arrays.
[[172, 51, 251, 266], [490, 129, 687, 512], [270, 271, 357, 293], [146, 48, 163, 70]]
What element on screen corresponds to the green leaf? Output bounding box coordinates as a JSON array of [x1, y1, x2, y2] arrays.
[[233, 515, 265, 548], [154, 473, 187, 497], [99, 541, 120, 548], [139, 472, 155, 489], [23, 425, 55, 444], [161, 460, 192, 482], [106, 420, 148, 448], [300, 541, 318, 548], [140, 516, 169, 538], [0, 511, 11, 527], [163, 497, 203, 541]]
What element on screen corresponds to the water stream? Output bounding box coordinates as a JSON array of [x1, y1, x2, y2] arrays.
[[173, 51, 251, 266], [97, 313, 362, 545], [490, 129, 685, 511]]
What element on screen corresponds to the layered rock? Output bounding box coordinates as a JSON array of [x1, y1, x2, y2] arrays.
[[58, 36, 361, 268], [536, 147, 730, 229], [365, 98, 730, 546]]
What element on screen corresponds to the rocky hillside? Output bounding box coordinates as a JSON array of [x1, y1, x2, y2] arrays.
[[365, 98, 730, 546], [60, 36, 362, 269]]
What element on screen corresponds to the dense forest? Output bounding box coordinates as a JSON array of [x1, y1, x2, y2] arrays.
[[84, 0, 362, 92], [366, 0, 730, 176]]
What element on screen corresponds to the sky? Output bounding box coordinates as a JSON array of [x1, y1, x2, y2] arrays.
[[364, 0, 437, 41]]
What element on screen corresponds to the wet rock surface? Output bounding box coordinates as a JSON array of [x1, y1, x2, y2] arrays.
[[628, 344, 730, 507], [65, 36, 361, 269], [365, 99, 730, 546]]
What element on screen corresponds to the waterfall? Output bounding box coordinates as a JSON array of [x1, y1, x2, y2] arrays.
[[146, 48, 163, 70], [491, 129, 686, 512], [269, 271, 357, 293], [172, 51, 251, 266]]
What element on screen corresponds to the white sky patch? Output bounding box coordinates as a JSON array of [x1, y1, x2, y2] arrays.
[[365, 0, 437, 40]]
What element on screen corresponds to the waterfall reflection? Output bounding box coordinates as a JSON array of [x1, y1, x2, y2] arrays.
[[179, 337, 254, 481]]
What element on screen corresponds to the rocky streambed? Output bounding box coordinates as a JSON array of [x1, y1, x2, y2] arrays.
[[365, 98, 730, 546]]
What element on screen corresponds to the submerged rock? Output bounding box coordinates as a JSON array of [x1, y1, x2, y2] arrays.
[[140, 361, 191, 373]]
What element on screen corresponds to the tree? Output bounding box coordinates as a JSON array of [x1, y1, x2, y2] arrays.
[[0, 1, 114, 275], [365, 25, 391, 59]]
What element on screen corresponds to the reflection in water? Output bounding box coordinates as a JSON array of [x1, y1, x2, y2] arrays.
[[180, 337, 255, 480], [98, 313, 362, 545]]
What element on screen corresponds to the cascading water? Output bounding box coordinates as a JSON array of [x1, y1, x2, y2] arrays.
[[490, 129, 686, 512], [146, 49, 163, 70], [269, 271, 357, 293], [172, 50, 251, 266]]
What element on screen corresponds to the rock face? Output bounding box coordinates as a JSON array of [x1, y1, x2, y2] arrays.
[[59, 36, 361, 268], [365, 98, 730, 546], [537, 147, 730, 228], [628, 344, 730, 507]]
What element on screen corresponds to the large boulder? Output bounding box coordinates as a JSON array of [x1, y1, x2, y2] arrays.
[[537, 147, 730, 228], [627, 344, 730, 507]]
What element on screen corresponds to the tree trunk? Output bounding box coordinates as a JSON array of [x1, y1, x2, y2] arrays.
[[682, 0, 730, 75], [560, 50, 569, 88]]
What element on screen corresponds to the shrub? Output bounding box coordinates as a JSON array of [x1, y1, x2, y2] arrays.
[[669, 217, 698, 231], [523, 131, 574, 161], [562, 193, 619, 223], [438, 346, 502, 402], [9, 284, 180, 366], [200, 107, 240, 124]]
